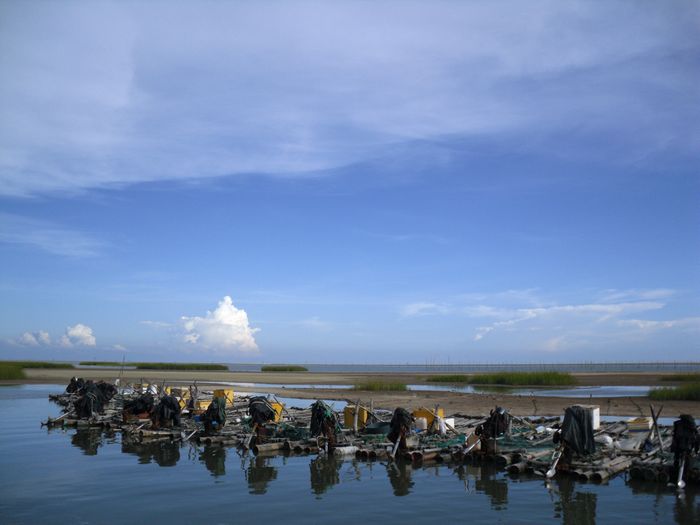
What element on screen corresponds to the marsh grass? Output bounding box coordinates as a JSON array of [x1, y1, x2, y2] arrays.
[[0, 361, 74, 369], [133, 363, 228, 371], [0, 363, 26, 380], [353, 381, 407, 391], [469, 371, 576, 386], [661, 373, 700, 382], [261, 365, 309, 372], [426, 374, 470, 383], [649, 383, 700, 401]]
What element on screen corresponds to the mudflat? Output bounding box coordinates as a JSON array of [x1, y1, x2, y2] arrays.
[[9, 367, 699, 418]]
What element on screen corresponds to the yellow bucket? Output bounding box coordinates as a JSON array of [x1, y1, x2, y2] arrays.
[[213, 389, 234, 406], [344, 406, 369, 429], [411, 408, 444, 426]]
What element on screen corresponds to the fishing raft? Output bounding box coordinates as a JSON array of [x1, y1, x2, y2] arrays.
[[43, 378, 699, 489]]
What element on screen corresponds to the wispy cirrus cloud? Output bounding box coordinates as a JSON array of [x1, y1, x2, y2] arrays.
[[0, 2, 697, 196], [401, 302, 451, 317], [0, 213, 103, 257], [401, 288, 696, 349]]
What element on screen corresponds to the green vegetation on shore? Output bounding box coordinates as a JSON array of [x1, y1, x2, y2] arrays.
[[353, 381, 407, 391], [661, 373, 700, 382], [261, 365, 309, 372], [0, 360, 74, 370], [78, 361, 228, 370], [427, 374, 470, 383], [133, 362, 228, 371], [649, 383, 700, 401], [0, 363, 27, 380], [469, 371, 576, 386]]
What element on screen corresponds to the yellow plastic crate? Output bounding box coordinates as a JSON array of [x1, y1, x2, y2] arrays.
[[213, 389, 234, 406], [271, 401, 284, 422], [344, 406, 369, 429], [412, 408, 444, 427]]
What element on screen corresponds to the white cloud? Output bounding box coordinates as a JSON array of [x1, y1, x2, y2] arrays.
[[140, 320, 172, 328], [473, 301, 664, 341], [113, 344, 127, 351], [16, 330, 51, 346], [401, 302, 451, 317], [181, 296, 259, 352], [59, 323, 96, 347], [298, 316, 332, 332], [599, 288, 676, 303], [0, 213, 103, 257], [0, 2, 696, 196], [617, 317, 700, 332]]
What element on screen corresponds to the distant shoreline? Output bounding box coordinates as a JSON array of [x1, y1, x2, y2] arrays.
[[3, 367, 698, 418]]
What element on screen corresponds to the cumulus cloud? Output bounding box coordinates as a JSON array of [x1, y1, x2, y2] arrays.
[[59, 323, 96, 347], [17, 330, 51, 346], [0, 2, 697, 196], [181, 296, 259, 352]]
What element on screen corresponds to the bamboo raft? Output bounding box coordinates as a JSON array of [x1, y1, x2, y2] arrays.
[[43, 382, 699, 488]]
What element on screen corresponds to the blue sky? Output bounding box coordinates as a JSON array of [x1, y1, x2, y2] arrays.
[[1, 1, 698, 363]]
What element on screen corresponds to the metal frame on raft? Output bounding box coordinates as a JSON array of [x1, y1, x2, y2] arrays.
[[43, 380, 699, 489]]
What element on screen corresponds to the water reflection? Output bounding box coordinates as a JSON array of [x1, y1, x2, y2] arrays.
[[628, 479, 700, 524], [387, 460, 414, 496], [245, 455, 278, 494], [71, 429, 103, 456], [57, 427, 694, 525], [309, 456, 342, 495], [453, 462, 508, 508], [200, 446, 226, 477], [121, 438, 181, 467], [553, 477, 597, 525]]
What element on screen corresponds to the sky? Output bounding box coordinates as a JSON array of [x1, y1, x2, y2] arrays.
[[1, 1, 698, 364]]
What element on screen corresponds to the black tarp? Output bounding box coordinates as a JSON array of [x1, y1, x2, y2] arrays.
[[560, 406, 596, 456], [388, 407, 414, 444], [153, 394, 181, 426], [672, 415, 699, 455], [310, 400, 339, 437], [249, 396, 275, 425]]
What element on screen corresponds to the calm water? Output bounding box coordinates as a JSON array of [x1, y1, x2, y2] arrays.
[[1, 385, 697, 524]]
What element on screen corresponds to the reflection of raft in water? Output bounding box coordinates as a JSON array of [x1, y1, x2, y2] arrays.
[[44, 380, 699, 488]]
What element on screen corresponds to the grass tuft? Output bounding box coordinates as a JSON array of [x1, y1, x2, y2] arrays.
[[427, 374, 470, 383], [261, 365, 309, 372], [649, 383, 700, 401], [0, 363, 27, 380], [661, 373, 700, 382], [353, 381, 407, 391], [469, 371, 576, 386]]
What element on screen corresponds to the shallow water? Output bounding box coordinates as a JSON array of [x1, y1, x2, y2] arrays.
[[1, 385, 697, 524], [214, 381, 658, 398], [223, 363, 700, 373]]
